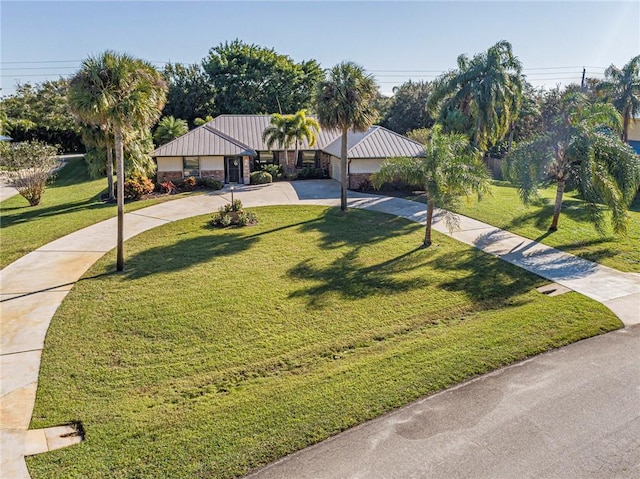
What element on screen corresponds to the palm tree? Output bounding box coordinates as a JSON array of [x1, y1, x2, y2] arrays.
[[596, 55, 640, 142], [154, 116, 188, 145], [290, 109, 320, 168], [69, 55, 116, 200], [70, 51, 167, 271], [314, 61, 378, 210], [372, 126, 490, 247], [262, 113, 295, 173], [427, 40, 523, 154], [504, 92, 640, 234]]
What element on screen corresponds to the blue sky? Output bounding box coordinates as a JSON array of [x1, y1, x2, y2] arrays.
[[1, 1, 638, 97]]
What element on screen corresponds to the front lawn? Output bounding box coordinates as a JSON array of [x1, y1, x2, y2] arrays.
[[27, 206, 621, 478], [0, 157, 196, 269], [406, 181, 640, 272]]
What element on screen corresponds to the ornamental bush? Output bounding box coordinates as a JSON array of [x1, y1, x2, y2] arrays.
[[123, 175, 154, 200], [250, 171, 272, 185]]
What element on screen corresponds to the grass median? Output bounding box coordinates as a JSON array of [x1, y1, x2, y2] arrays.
[[27, 205, 620, 478]]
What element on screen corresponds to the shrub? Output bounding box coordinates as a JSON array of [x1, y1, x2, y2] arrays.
[[0, 140, 59, 206], [123, 175, 154, 200], [250, 171, 272, 185], [262, 164, 283, 180], [210, 200, 257, 227], [357, 178, 374, 192], [204, 177, 223, 190], [159, 180, 176, 194], [182, 176, 197, 191]]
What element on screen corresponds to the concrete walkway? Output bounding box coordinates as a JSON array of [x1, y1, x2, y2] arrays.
[[1, 180, 639, 477]]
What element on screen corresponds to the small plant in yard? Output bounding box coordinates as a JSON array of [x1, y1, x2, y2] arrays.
[[250, 170, 272, 185], [0, 140, 59, 206], [262, 163, 283, 180], [204, 177, 223, 190], [123, 174, 154, 200], [182, 176, 198, 191], [159, 180, 176, 194], [210, 199, 258, 227]]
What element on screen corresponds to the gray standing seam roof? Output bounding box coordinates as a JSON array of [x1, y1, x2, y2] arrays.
[[152, 115, 424, 159]]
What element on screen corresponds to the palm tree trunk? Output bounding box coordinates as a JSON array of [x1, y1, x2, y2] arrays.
[[423, 197, 434, 247], [114, 126, 125, 272], [106, 145, 115, 201], [340, 128, 348, 211], [622, 111, 629, 143], [507, 122, 515, 152], [549, 179, 566, 232]]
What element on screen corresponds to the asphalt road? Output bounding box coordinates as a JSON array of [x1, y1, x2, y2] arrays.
[[247, 326, 640, 479]]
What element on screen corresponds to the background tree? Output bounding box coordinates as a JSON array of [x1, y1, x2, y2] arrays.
[[162, 63, 215, 128], [0, 80, 83, 152], [290, 109, 320, 168], [0, 140, 59, 206], [381, 80, 435, 134], [504, 92, 640, 234], [70, 51, 167, 271], [314, 61, 378, 211], [596, 55, 640, 142], [153, 116, 188, 145], [427, 40, 523, 155], [203, 39, 323, 115], [372, 126, 490, 247]]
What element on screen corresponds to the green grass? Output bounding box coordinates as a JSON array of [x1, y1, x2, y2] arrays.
[[27, 205, 621, 478], [405, 181, 640, 272], [0, 157, 197, 269]]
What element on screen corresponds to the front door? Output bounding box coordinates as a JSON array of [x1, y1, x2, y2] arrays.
[[225, 156, 242, 183]]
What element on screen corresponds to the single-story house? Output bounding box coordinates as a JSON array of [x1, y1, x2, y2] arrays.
[[151, 115, 424, 189]]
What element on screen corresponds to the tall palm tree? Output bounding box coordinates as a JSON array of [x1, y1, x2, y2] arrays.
[[153, 116, 188, 145], [427, 40, 523, 154], [372, 126, 490, 247], [290, 109, 320, 168], [314, 61, 378, 211], [70, 51, 167, 271], [596, 55, 640, 142], [504, 92, 640, 234], [69, 55, 117, 200], [262, 113, 295, 173]]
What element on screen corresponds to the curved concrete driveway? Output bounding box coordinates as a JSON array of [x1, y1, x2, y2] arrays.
[[1, 180, 639, 478]]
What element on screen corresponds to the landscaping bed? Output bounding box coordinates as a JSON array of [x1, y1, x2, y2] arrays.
[[27, 205, 621, 478]]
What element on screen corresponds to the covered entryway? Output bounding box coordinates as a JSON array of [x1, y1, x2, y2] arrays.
[[225, 156, 243, 183]]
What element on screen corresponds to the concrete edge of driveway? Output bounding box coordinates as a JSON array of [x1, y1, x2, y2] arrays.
[[1, 180, 638, 478]]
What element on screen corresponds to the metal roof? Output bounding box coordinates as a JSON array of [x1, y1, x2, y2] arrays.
[[151, 124, 256, 157], [323, 126, 425, 159], [152, 115, 424, 159], [206, 114, 339, 150]]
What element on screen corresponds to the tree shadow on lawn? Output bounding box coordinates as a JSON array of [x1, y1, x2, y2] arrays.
[[428, 248, 542, 307], [287, 246, 429, 308], [121, 218, 324, 280], [0, 196, 108, 228], [505, 198, 603, 231]]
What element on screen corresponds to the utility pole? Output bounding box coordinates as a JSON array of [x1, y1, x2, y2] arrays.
[[581, 68, 586, 90]]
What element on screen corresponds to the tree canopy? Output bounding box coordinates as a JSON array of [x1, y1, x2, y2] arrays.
[[0, 80, 83, 152], [162, 63, 216, 128], [202, 39, 323, 115], [427, 40, 523, 153], [381, 80, 435, 134], [504, 92, 640, 234], [596, 54, 640, 142]]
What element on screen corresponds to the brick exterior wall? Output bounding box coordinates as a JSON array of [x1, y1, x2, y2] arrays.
[[201, 170, 225, 181], [349, 172, 373, 190], [157, 171, 182, 182]]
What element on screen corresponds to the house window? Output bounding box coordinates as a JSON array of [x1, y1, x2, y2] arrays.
[[297, 151, 320, 168], [183, 157, 199, 177]]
